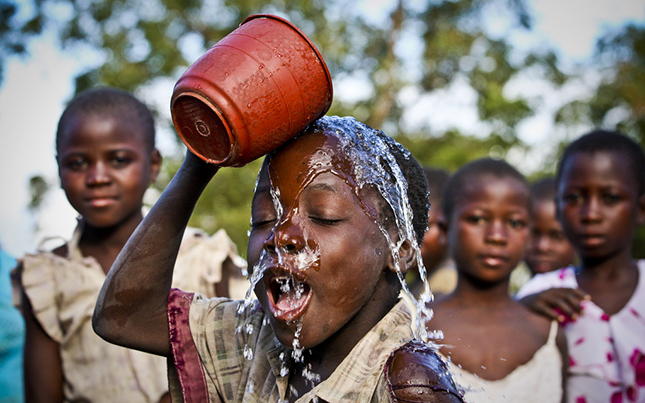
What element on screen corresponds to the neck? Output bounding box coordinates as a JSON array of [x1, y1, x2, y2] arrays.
[[451, 274, 513, 306], [579, 248, 636, 279], [78, 211, 144, 272]]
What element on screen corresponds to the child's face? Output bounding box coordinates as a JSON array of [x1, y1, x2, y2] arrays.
[[57, 113, 160, 229], [420, 201, 447, 271], [448, 175, 530, 283], [557, 150, 645, 260], [525, 198, 576, 275], [248, 130, 398, 350]]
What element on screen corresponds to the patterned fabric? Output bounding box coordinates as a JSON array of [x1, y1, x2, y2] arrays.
[[167, 291, 416, 403], [443, 321, 562, 403], [0, 250, 24, 403], [516, 261, 645, 403], [21, 223, 244, 403]]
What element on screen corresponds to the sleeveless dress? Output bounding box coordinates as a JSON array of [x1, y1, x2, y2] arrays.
[[445, 321, 562, 403], [21, 223, 246, 402]]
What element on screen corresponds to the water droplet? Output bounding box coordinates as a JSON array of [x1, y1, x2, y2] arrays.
[[244, 344, 254, 360]]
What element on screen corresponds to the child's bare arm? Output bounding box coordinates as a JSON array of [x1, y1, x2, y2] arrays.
[[93, 151, 219, 356], [519, 288, 589, 323], [555, 326, 569, 403], [23, 290, 64, 403]]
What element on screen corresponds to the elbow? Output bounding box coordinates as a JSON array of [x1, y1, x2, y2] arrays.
[[92, 301, 114, 343], [92, 300, 129, 347]]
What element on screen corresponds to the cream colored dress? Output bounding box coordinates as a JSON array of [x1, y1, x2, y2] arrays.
[[21, 224, 246, 403], [445, 321, 562, 403]]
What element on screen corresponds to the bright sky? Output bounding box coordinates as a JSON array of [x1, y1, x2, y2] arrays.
[[0, 0, 643, 257]]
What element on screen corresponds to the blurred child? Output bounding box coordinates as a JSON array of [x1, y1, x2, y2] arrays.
[[517, 130, 645, 402], [407, 167, 456, 298], [525, 177, 577, 277], [93, 116, 464, 402], [426, 158, 568, 403], [0, 248, 24, 403], [20, 88, 244, 402]]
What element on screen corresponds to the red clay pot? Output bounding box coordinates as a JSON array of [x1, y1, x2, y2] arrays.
[[171, 14, 333, 167]]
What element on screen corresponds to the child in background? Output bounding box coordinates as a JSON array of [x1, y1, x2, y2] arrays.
[[407, 167, 456, 298], [0, 248, 24, 403], [93, 116, 464, 402], [20, 88, 244, 402], [426, 158, 568, 403], [525, 177, 577, 277], [517, 130, 645, 403]]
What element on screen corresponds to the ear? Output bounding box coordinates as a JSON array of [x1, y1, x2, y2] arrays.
[[149, 148, 162, 184], [437, 216, 448, 248], [387, 239, 416, 275], [636, 193, 645, 226]]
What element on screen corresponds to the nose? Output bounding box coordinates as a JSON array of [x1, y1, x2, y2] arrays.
[[534, 234, 550, 253], [86, 161, 112, 186], [264, 216, 306, 254], [485, 220, 508, 245], [580, 196, 602, 223]]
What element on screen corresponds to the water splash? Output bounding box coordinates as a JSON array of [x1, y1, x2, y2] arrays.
[[236, 115, 441, 395], [320, 116, 436, 343], [243, 344, 254, 360], [291, 322, 304, 363]]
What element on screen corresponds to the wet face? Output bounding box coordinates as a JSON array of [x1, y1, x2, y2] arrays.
[[420, 201, 447, 272], [448, 175, 530, 284], [557, 151, 645, 260], [525, 198, 576, 275], [247, 131, 398, 350], [57, 113, 160, 229]]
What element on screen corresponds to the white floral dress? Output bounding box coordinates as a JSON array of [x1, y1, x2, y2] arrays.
[[517, 261, 645, 403]]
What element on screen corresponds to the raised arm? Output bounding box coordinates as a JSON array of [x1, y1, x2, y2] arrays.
[[93, 151, 219, 356]]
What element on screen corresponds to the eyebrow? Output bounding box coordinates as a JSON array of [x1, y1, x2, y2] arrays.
[[305, 182, 340, 194]]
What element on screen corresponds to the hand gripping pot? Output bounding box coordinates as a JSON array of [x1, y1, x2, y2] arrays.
[[171, 14, 333, 167]]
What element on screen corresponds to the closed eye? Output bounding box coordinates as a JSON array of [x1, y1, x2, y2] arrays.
[[250, 218, 277, 229], [310, 217, 342, 226]]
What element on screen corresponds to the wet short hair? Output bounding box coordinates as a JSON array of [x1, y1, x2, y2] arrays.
[[271, 116, 430, 246], [557, 130, 645, 197], [56, 87, 156, 152], [442, 158, 529, 223]]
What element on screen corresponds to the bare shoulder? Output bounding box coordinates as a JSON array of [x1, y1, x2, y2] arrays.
[[519, 300, 555, 337], [386, 340, 464, 403]]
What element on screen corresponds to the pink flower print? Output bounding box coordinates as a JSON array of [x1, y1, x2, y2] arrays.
[[601, 313, 611, 321], [555, 307, 575, 325], [575, 396, 587, 403], [626, 386, 637, 402], [574, 337, 585, 346], [610, 391, 623, 403], [570, 355, 577, 367], [630, 349, 645, 386], [607, 352, 615, 362]]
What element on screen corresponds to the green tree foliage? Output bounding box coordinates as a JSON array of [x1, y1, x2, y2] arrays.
[[7, 0, 644, 255]]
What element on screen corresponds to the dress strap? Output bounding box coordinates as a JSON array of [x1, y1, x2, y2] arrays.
[[547, 320, 558, 345]]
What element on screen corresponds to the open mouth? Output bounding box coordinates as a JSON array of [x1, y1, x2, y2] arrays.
[[267, 275, 312, 322]]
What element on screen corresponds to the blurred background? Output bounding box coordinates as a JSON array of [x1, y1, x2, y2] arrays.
[[1, 0, 644, 259]]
